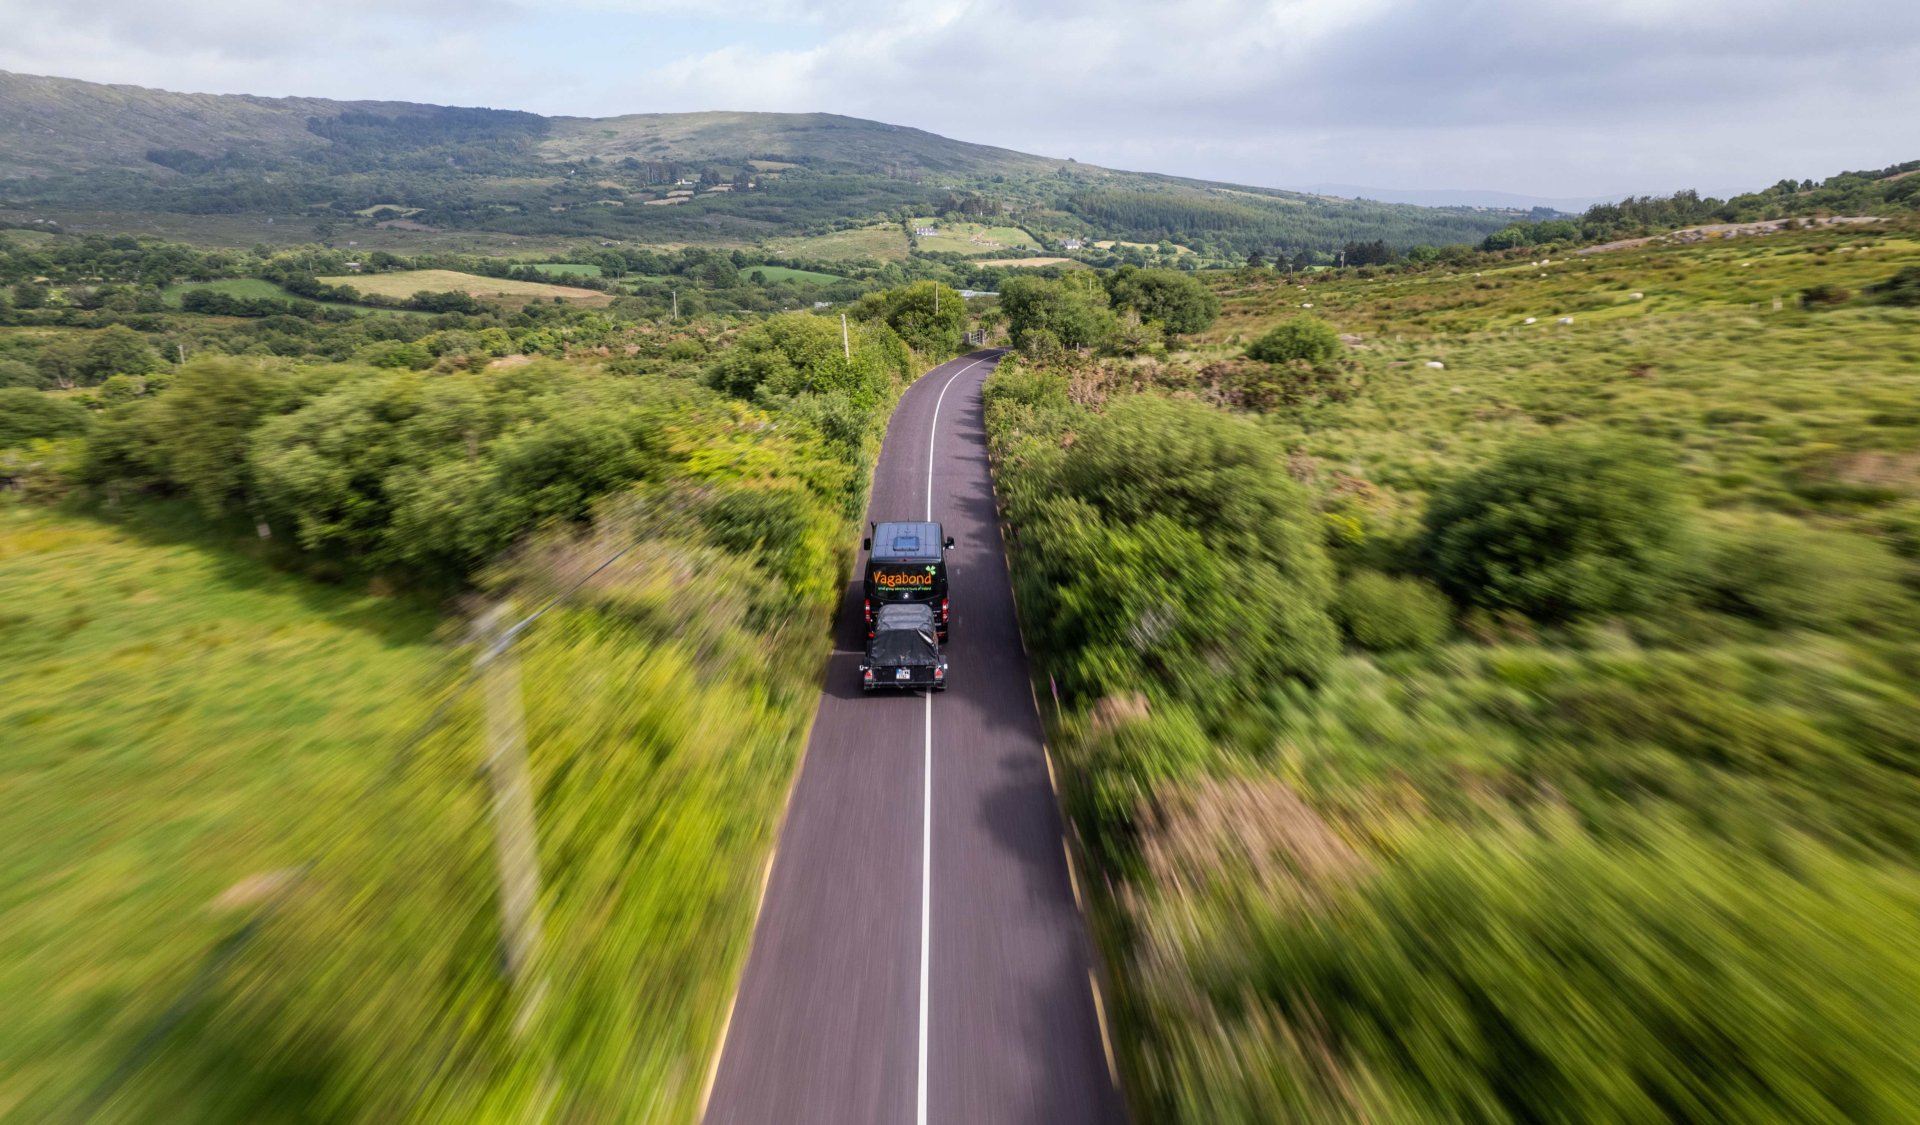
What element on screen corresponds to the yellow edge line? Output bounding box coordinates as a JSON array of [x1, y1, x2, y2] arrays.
[[1088, 970, 1119, 1089]]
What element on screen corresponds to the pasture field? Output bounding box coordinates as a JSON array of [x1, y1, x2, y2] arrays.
[[749, 265, 844, 285], [156, 278, 295, 307], [1093, 239, 1194, 255], [318, 268, 615, 307], [526, 261, 603, 277], [974, 256, 1086, 268], [908, 218, 1040, 256], [0, 227, 60, 247], [762, 223, 909, 262]]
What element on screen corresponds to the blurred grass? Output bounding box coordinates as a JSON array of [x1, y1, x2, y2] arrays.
[[0, 498, 445, 1120], [0, 497, 824, 1121]]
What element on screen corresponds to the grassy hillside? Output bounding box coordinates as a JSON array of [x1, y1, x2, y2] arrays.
[[982, 219, 1920, 1121], [0, 70, 1522, 257], [543, 110, 1061, 176]]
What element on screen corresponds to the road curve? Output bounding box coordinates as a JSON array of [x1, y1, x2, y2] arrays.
[[703, 351, 1125, 1125]]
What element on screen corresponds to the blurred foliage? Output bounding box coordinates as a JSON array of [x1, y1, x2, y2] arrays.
[[985, 224, 1920, 1123], [1, 282, 938, 1119], [1334, 569, 1451, 651], [1145, 825, 1920, 1123]]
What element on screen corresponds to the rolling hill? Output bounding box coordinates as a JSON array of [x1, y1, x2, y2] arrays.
[[0, 69, 1523, 256]]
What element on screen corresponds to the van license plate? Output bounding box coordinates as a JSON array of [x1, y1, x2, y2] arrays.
[[895, 668, 911, 680]]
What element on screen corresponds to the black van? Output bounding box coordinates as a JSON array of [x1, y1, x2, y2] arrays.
[[863, 520, 954, 642]]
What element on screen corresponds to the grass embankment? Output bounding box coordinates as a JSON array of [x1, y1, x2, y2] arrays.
[[3, 308, 945, 1119], [984, 221, 1920, 1121]]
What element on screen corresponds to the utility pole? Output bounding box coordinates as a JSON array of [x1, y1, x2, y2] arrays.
[[474, 603, 547, 1036], [671, 287, 678, 322], [841, 312, 851, 360]]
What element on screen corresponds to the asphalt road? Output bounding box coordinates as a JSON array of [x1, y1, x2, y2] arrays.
[[703, 351, 1125, 1125]]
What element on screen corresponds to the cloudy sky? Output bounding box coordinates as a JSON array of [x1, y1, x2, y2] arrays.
[[1, 0, 1915, 200]]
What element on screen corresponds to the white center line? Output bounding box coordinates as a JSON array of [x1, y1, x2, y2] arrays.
[[925, 357, 984, 522], [918, 353, 988, 1125], [918, 688, 932, 1125]]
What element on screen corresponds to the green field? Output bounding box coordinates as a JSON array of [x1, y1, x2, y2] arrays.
[[1094, 239, 1194, 255], [0, 227, 60, 247], [749, 265, 844, 285], [317, 268, 613, 307], [527, 261, 603, 277], [157, 278, 295, 308], [908, 218, 1040, 256], [763, 223, 908, 263]]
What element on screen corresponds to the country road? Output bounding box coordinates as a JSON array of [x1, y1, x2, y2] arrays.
[[703, 351, 1125, 1125]]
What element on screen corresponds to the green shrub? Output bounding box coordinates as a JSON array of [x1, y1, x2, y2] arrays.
[[0, 388, 88, 446], [1164, 829, 1920, 1123], [1245, 316, 1341, 366], [1420, 433, 1690, 621], [1865, 265, 1920, 307], [1335, 570, 1452, 650], [0, 359, 47, 389], [1693, 515, 1914, 633], [1799, 282, 1852, 307]]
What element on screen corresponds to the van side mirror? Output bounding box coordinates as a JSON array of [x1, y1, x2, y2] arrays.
[[944, 536, 955, 549], [862, 537, 872, 551]]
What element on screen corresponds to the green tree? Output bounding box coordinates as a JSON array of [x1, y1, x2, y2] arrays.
[[1420, 433, 1690, 621], [998, 275, 1116, 350], [84, 325, 160, 382], [0, 359, 47, 389], [861, 281, 966, 358], [1104, 267, 1221, 336], [0, 388, 88, 446]]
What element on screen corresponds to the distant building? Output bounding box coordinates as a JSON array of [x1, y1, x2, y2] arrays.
[[1060, 238, 1083, 250], [914, 226, 939, 237]]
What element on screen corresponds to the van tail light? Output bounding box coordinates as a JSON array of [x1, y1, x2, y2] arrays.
[[933, 666, 944, 680], [863, 668, 874, 681], [940, 598, 949, 622]]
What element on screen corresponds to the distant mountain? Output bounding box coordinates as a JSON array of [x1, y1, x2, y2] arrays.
[[1302, 184, 1621, 214], [0, 69, 1526, 255]]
